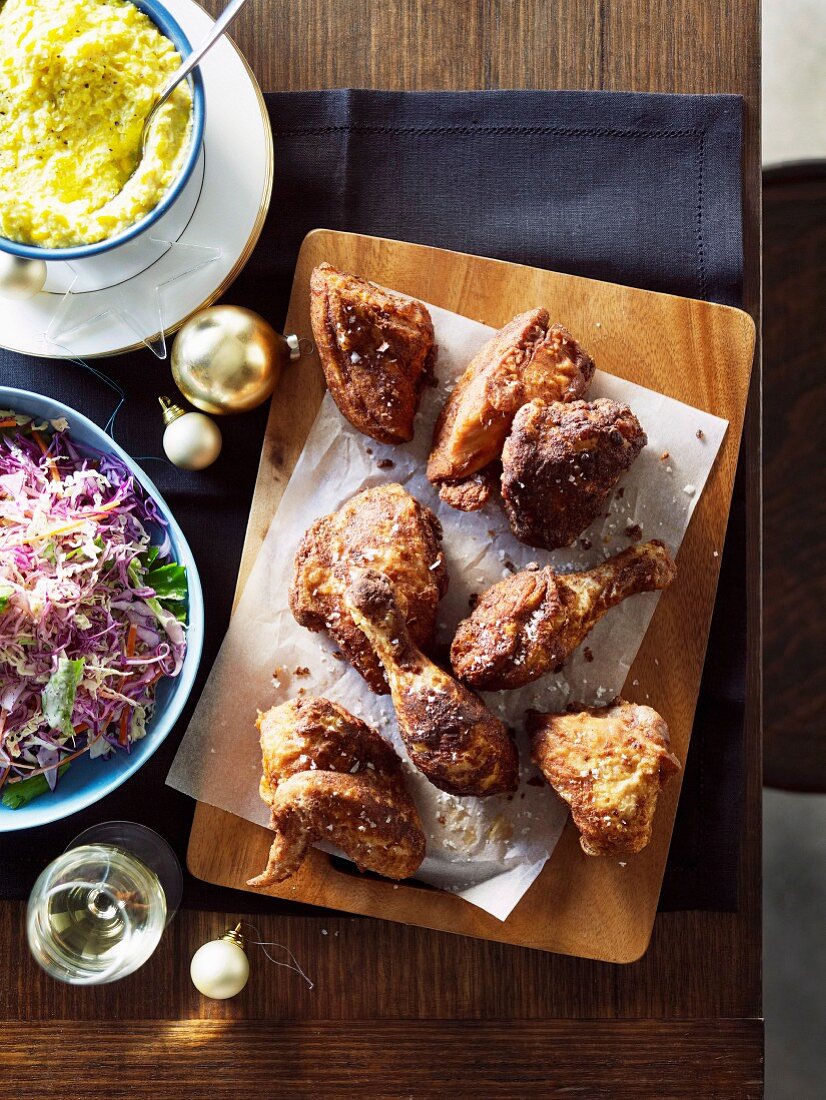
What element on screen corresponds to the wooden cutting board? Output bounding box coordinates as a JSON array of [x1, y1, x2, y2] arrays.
[[187, 229, 755, 962]]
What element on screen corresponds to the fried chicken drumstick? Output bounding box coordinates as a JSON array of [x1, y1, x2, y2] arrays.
[[344, 570, 519, 797], [427, 310, 595, 510], [290, 484, 448, 694], [528, 700, 681, 857], [310, 263, 436, 444], [248, 696, 426, 887], [451, 541, 676, 690], [501, 397, 647, 550]]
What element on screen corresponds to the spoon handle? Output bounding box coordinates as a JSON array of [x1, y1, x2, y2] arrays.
[[155, 0, 250, 109]]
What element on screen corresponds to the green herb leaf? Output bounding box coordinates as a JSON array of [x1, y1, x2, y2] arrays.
[[41, 657, 84, 736], [146, 563, 187, 601], [0, 586, 12, 614], [141, 545, 160, 568], [2, 764, 70, 810]]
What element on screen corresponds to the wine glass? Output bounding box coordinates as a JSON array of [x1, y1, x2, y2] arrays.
[[26, 821, 182, 985]]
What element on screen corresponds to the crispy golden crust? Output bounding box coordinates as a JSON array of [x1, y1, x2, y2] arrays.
[[289, 484, 448, 694], [310, 263, 436, 444], [437, 465, 499, 511], [450, 541, 676, 690], [527, 700, 681, 856], [427, 310, 595, 509], [501, 398, 647, 549], [247, 696, 426, 887], [344, 570, 519, 797]]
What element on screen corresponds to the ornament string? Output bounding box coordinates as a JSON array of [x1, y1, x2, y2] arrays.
[[48, 340, 175, 468], [238, 921, 315, 991], [50, 342, 126, 439]]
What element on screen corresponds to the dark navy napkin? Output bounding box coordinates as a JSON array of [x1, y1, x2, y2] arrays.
[[0, 90, 744, 912]]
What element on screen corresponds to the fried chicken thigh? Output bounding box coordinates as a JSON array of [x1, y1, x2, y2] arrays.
[[310, 263, 436, 444], [451, 541, 676, 690], [290, 484, 448, 694], [344, 570, 519, 797], [528, 700, 681, 856], [427, 310, 595, 510], [248, 696, 426, 887], [501, 398, 647, 550]]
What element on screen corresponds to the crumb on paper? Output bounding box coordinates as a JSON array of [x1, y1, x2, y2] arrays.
[[625, 523, 643, 542], [660, 451, 670, 461], [696, 428, 705, 440], [294, 666, 311, 678], [683, 483, 696, 496], [583, 647, 594, 663], [377, 458, 395, 470]]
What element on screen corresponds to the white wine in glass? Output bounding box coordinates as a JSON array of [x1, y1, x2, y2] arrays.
[[26, 822, 181, 985]]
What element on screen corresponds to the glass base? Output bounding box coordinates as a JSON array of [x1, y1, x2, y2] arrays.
[[66, 821, 182, 924]]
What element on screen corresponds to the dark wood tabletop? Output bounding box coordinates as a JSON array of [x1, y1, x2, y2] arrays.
[[0, 3, 762, 1097]]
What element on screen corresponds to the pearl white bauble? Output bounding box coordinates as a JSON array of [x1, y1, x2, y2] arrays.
[[162, 411, 222, 470], [0, 254, 47, 300], [190, 938, 250, 999]]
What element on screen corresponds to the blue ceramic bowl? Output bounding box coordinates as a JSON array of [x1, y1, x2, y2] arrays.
[[0, 388, 204, 831], [0, 0, 206, 262]]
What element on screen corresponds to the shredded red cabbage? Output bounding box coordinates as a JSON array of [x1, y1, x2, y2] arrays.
[[0, 410, 188, 802]]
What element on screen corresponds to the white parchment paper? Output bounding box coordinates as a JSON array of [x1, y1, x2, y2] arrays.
[[167, 303, 728, 920]]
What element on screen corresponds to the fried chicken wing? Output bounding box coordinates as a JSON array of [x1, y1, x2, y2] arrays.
[[310, 263, 436, 444], [344, 570, 519, 797], [451, 541, 676, 690], [248, 696, 425, 887], [427, 310, 595, 510], [527, 700, 681, 856], [501, 398, 647, 550], [289, 484, 448, 694]]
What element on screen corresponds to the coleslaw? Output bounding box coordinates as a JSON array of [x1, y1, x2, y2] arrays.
[[0, 409, 188, 807]]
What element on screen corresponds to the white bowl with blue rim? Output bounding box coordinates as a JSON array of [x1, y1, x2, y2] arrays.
[[0, 387, 204, 831], [0, 0, 206, 265]]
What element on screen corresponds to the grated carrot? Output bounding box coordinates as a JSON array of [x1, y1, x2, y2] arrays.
[[32, 430, 61, 484], [6, 730, 106, 783], [119, 708, 130, 746]]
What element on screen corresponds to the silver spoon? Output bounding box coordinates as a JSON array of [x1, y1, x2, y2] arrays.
[[137, 0, 251, 160]]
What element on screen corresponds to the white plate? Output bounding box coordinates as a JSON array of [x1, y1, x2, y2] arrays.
[[0, 0, 273, 359]]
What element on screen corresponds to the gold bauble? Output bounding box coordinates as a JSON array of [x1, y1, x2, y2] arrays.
[[171, 306, 299, 414]]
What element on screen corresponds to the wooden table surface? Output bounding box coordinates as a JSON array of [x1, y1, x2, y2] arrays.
[[1, 3, 762, 1097]]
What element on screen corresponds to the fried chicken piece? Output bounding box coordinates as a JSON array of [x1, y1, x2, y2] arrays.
[[310, 263, 436, 444], [290, 484, 448, 694], [501, 398, 647, 550], [248, 696, 426, 887], [344, 570, 519, 797], [451, 541, 676, 690], [527, 700, 681, 856], [427, 310, 595, 510]]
